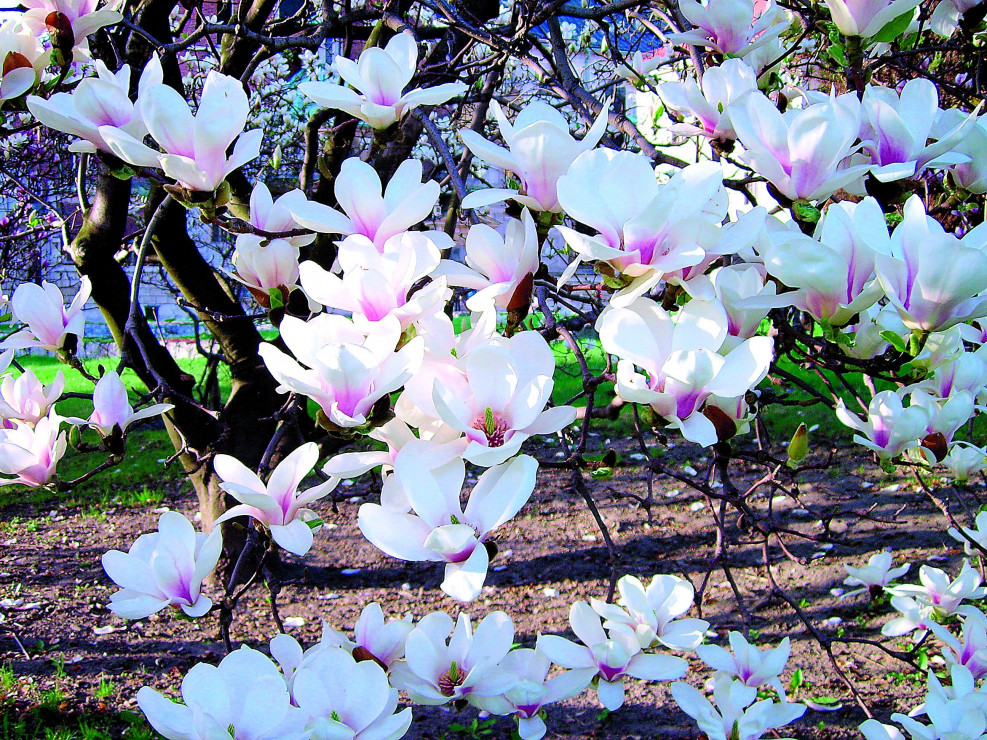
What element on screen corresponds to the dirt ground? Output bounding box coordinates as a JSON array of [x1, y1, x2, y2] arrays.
[[0, 430, 976, 739]]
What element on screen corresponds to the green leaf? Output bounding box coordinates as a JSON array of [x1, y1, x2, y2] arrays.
[[790, 667, 805, 691], [880, 330, 907, 353], [827, 45, 848, 67], [591, 467, 614, 480], [793, 201, 821, 223], [269, 287, 284, 310], [869, 9, 914, 42]]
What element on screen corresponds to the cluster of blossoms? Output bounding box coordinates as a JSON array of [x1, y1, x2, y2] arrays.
[[11, 0, 987, 735], [135, 578, 804, 740], [0, 278, 171, 487]]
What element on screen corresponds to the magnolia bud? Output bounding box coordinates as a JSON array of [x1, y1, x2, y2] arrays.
[[787, 423, 808, 466], [703, 405, 737, 442], [921, 432, 948, 463], [46, 11, 75, 67]]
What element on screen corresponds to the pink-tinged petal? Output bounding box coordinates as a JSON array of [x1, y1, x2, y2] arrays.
[[102, 549, 155, 593], [194, 71, 250, 163], [108, 593, 170, 619], [142, 84, 195, 156], [91, 371, 130, 429], [299, 80, 366, 116], [137, 687, 195, 739], [288, 198, 352, 235], [441, 543, 489, 601], [596, 678, 626, 711], [463, 455, 537, 534], [569, 601, 608, 647], [460, 128, 522, 173], [181, 595, 213, 618], [535, 635, 594, 669], [213, 454, 266, 495], [398, 82, 467, 109], [522, 405, 576, 436], [357, 504, 439, 561], [270, 520, 314, 556], [461, 188, 522, 210], [375, 181, 441, 244], [624, 653, 688, 681], [266, 442, 318, 508], [190, 529, 222, 593], [1, 67, 37, 101]]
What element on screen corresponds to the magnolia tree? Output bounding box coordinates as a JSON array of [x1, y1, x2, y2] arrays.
[[6, 0, 987, 735]]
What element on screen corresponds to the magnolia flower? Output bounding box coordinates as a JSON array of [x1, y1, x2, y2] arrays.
[[293, 646, 413, 739], [890, 560, 987, 621], [672, 675, 806, 740], [555, 151, 728, 297], [909, 389, 975, 451], [68, 371, 173, 439], [0, 369, 64, 426], [931, 0, 987, 34], [598, 297, 773, 447], [891, 690, 987, 739], [950, 512, 987, 558], [101, 71, 262, 192], [843, 551, 911, 598], [213, 443, 338, 556], [669, 0, 791, 59], [27, 56, 162, 157], [835, 390, 930, 460], [21, 0, 122, 61], [882, 594, 935, 637], [242, 182, 316, 248], [231, 236, 301, 297], [300, 32, 466, 130], [731, 91, 870, 203], [761, 197, 885, 326], [288, 158, 443, 251], [358, 455, 537, 601], [537, 601, 687, 711], [943, 116, 987, 193], [873, 195, 987, 332], [259, 313, 423, 430], [460, 100, 608, 213], [859, 720, 907, 740], [1, 277, 91, 353], [0, 413, 67, 487], [590, 574, 709, 651], [137, 644, 308, 739], [616, 49, 666, 81], [469, 649, 595, 740], [429, 331, 576, 467], [102, 511, 222, 619], [0, 18, 48, 104], [860, 79, 981, 183], [321, 419, 464, 479], [707, 265, 781, 345], [658, 58, 758, 141], [388, 610, 517, 704], [696, 632, 792, 700], [823, 0, 922, 36], [320, 602, 413, 668], [942, 442, 987, 482], [433, 210, 539, 313], [927, 612, 987, 681], [299, 231, 448, 330]]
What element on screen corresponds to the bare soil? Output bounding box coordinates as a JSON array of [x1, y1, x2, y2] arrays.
[[0, 432, 977, 739]]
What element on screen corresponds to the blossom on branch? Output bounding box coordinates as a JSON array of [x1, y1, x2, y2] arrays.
[[300, 32, 466, 130]]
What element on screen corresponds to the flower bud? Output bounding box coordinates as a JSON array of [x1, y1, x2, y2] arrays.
[[45, 11, 75, 67], [787, 422, 809, 465]]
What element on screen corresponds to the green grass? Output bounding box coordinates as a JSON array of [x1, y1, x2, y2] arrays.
[[0, 354, 230, 510]]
